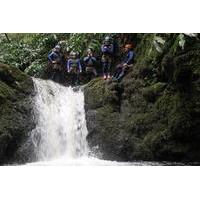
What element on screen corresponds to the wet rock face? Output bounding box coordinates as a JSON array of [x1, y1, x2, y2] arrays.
[[84, 34, 200, 162], [0, 63, 35, 164]]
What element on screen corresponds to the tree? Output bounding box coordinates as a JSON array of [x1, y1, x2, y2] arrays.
[[4, 33, 10, 43]]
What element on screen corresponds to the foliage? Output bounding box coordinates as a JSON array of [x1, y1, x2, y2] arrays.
[[0, 33, 109, 77], [0, 33, 146, 78], [0, 34, 70, 75], [60, 33, 106, 56]]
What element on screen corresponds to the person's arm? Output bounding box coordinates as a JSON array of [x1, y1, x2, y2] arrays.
[[109, 44, 114, 54], [78, 60, 82, 72], [101, 45, 104, 52], [48, 52, 53, 62], [67, 60, 70, 72], [101, 45, 107, 53], [126, 51, 134, 64], [91, 57, 97, 63], [83, 56, 90, 63], [123, 51, 134, 67]]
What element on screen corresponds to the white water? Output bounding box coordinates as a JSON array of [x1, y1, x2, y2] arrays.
[[28, 79, 90, 164], [27, 79, 169, 166]]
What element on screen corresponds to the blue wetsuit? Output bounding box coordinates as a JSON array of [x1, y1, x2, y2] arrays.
[[113, 50, 135, 80], [83, 56, 97, 65], [122, 50, 135, 65], [67, 59, 82, 72], [101, 43, 114, 77], [101, 44, 114, 55], [48, 51, 61, 63], [83, 55, 97, 76]]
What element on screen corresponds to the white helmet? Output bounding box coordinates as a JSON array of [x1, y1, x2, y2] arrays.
[[105, 36, 110, 42], [87, 48, 93, 54], [55, 45, 61, 50], [70, 51, 77, 57]]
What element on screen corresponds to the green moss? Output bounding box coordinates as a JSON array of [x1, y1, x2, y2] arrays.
[[0, 80, 15, 100], [0, 63, 27, 83], [85, 78, 119, 110], [169, 35, 181, 56], [0, 63, 34, 164], [85, 34, 200, 162], [142, 82, 166, 102]]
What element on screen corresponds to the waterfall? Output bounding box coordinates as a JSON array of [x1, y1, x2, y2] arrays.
[[28, 78, 163, 166], [30, 78, 89, 161]]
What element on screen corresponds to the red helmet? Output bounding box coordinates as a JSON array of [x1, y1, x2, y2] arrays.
[[125, 44, 133, 49]]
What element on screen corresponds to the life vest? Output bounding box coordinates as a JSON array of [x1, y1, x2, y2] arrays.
[[84, 57, 96, 66], [101, 54, 112, 63], [70, 59, 79, 68], [102, 44, 113, 55], [48, 51, 61, 63]]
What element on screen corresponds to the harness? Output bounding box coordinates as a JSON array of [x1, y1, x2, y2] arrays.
[[101, 54, 112, 63], [70, 59, 79, 68], [50, 51, 61, 63], [85, 57, 95, 66]]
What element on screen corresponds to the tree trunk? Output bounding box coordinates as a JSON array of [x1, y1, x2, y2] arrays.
[[5, 33, 10, 43]]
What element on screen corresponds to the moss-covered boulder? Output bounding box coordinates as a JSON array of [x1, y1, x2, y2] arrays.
[[84, 34, 200, 163], [0, 63, 35, 164]]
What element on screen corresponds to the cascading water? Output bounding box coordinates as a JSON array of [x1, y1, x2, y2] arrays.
[[28, 79, 130, 165], [30, 78, 89, 163], [28, 78, 170, 166]]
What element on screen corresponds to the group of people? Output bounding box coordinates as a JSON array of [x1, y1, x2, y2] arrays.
[[47, 36, 135, 85]]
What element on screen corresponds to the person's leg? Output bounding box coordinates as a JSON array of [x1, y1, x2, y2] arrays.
[[51, 70, 56, 80], [107, 62, 111, 78], [102, 62, 107, 79], [54, 70, 60, 83], [76, 70, 80, 85], [102, 62, 105, 76], [60, 71, 65, 83], [93, 68, 97, 77], [71, 67, 78, 85], [71, 71, 76, 86], [52, 67, 60, 82], [113, 64, 122, 78], [117, 68, 125, 80]]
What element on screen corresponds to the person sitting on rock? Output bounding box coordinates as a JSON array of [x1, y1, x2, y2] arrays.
[[112, 44, 135, 81], [48, 45, 63, 82], [101, 36, 114, 80], [66, 51, 82, 85], [83, 48, 98, 80]]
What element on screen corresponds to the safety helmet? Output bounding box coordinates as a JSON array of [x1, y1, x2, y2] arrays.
[[87, 48, 93, 54], [55, 45, 61, 50], [125, 44, 133, 49], [70, 51, 77, 57], [104, 36, 110, 42]]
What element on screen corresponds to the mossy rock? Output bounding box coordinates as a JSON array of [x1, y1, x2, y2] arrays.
[[142, 82, 167, 102], [0, 63, 35, 164], [0, 80, 15, 102], [0, 63, 27, 83], [85, 34, 200, 163], [85, 78, 120, 110]]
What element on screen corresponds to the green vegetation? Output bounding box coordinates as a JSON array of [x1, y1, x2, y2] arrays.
[[0, 33, 200, 163], [0, 33, 109, 78], [85, 33, 200, 162], [0, 63, 34, 164]]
